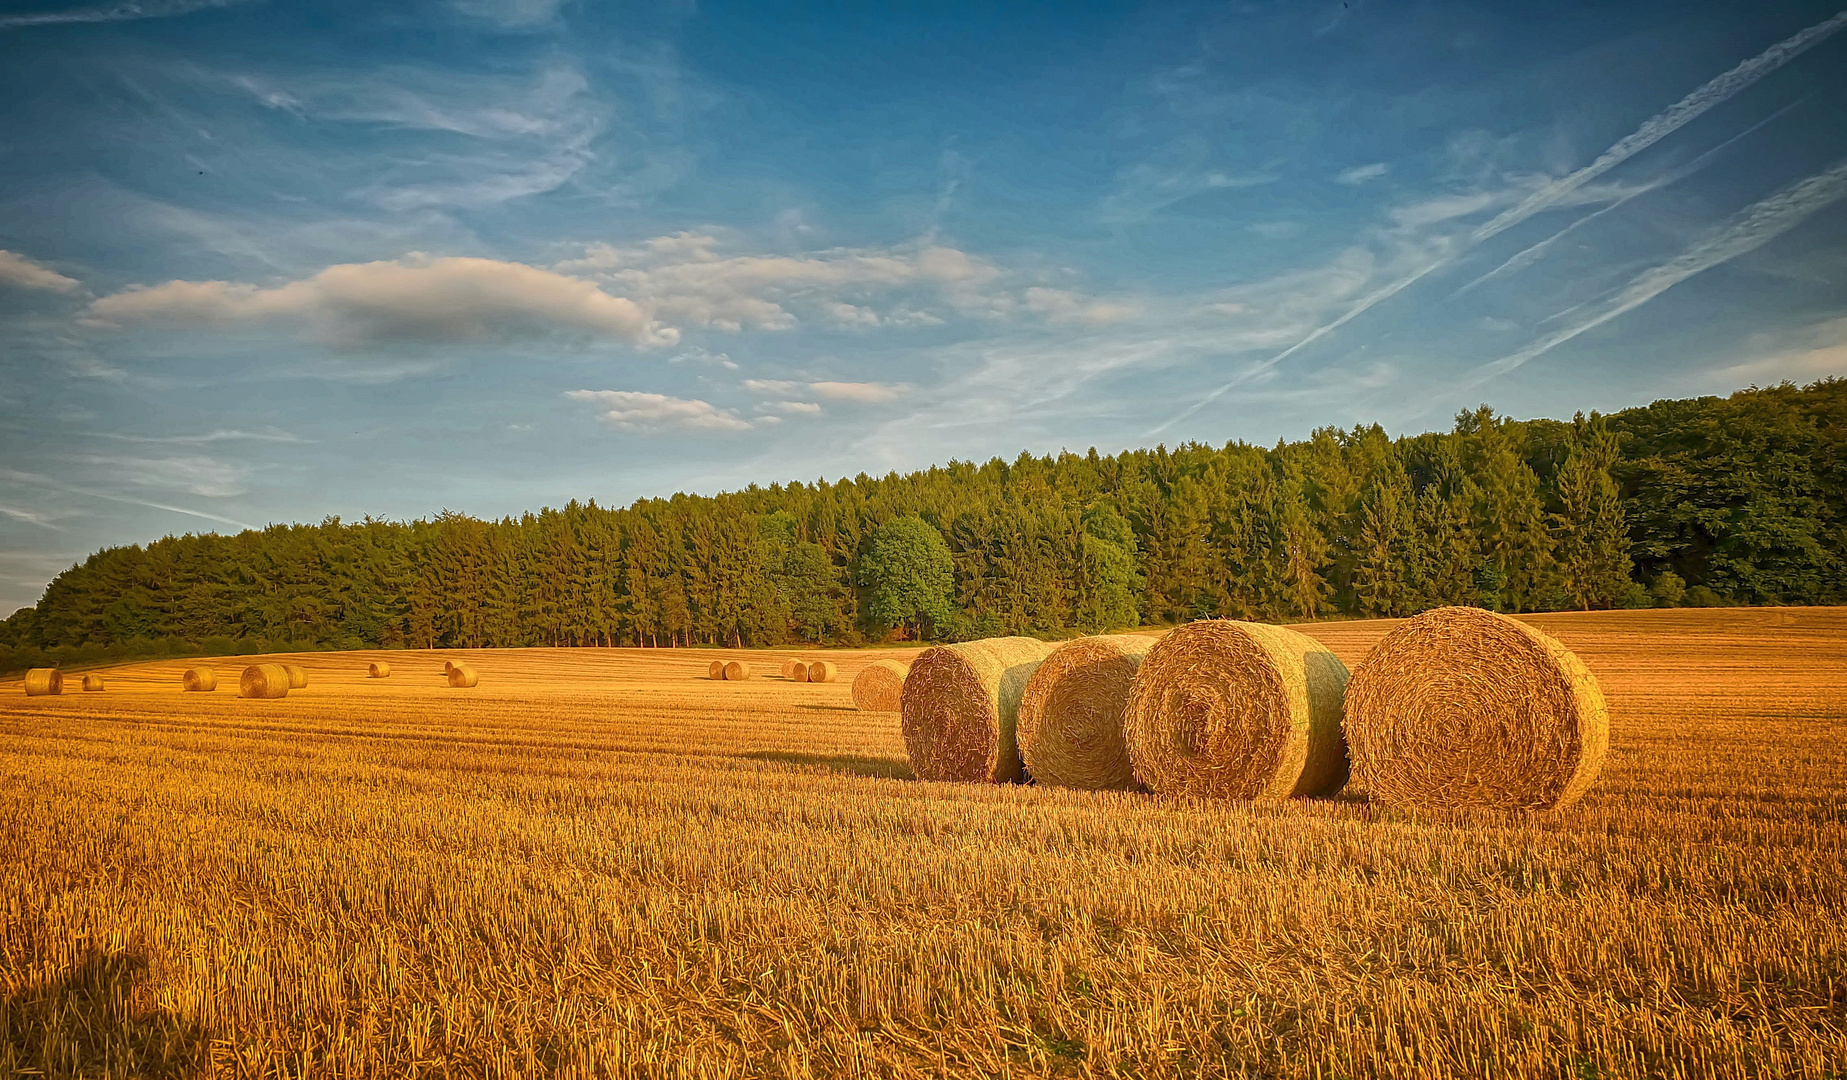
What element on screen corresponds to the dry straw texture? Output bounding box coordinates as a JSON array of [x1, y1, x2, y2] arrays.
[[723, 661, 752, 682], [443, 660, 456, 675], [851, 659, 910, 712], [781, 659, 802, 680], [368, 661, 391, 678], [240, 664, 292, 700], [181, 668, 216, 692], [1343, 605, 1609, 811], [1125, 620, 1349, 800], [447, 664, 479, 689], [806, 660, 838, 684], [902, 636, 1057, 782], [286, 665, 309, 690], [708, 660, 726, 681], [81, 674, 104, 692], [22, 669, 60, 697], [1017, 635, 1155, 790]]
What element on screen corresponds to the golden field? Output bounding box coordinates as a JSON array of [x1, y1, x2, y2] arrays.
[[2, 608, 1844, 1079]]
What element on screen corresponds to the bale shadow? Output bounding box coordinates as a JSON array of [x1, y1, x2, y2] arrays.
[[738, 749, 915, 780], [0, 950, 205, 1078], [794, 704, 858, 713]]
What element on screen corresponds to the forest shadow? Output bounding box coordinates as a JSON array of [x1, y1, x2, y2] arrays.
[[737, 749, 916, 780], [0, 950, 205, 1078]]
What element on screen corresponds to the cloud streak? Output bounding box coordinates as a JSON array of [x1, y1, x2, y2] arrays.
[[0, 0, 245, 28], [0, 250, 81, 292], [566, 390, 751, 432]]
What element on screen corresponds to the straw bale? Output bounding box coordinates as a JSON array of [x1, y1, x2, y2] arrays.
[[790, 661, 810, 683], [1124, 620, 1349, 800], [851, 659, 910, 712], [444, 660, 456, 675], [182, 668, 217, 692], [1017, 635, 1154, 790], [723, 660, 751, 681], [806, 660, 837, 684], [901, 636, 1057, 783], [781, 659, 801, 680], [1343, 605, 1609, 811], [285, 665, 308, 690], [447, 664, 479, 688], [368, 661, 391, 678], [82, 674, 105, 692], [240, 664, 291, 699], [23, 668, 61, 696], [708, 660, 726, 681]]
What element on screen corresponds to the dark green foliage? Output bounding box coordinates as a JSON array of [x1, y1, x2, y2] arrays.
[[4, 382, 1840, 665]]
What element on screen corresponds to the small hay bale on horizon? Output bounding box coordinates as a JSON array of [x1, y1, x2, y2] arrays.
[[82, 674, 105, 692], [1343, 605, 1609, 811], [901, 636, 1057, 783], [723, 660, 752, 681], [851, 659, 910, 712], [240, 664, 291, 699], [1125, 620, 1349, 800], [23, 668, 61, 696], [368, 661, 391, 678], [182, 668, 217, 693], [447, 664, 479, 688], [1017, 635, 1154, 790], [806, 660, 837, 684]]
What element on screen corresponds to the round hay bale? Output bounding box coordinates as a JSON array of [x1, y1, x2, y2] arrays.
[[182, 668, 217, 693], [723, 660, 751, 681], [780, 658, 801, 680], [239, 664, 291, 699], [82, 674, 105, 692], [1017, 635, 1155, 790], [708, 659, 726, 681], [806, 660, 838, 684], [851, 659, 910, 712], [285, 664, 308, 690], [1124, 620, 1349, 800], [1343, 606, 1609, 811], [23, 668, 61, 696], [368, 661, 391, 678], [790, 661, 810, 683], [443, 660, 456, 675], [447, 664, 478, 688], [901, 636, 1058, 783]]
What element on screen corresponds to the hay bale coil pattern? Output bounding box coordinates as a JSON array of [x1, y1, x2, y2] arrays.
[[368, 661, 391, 678], [1343, 605, 1609, 811], [1124, 620, 1350, 800], [708, 660, 726, 681], [901, 636, 1057, 783], [850, 659, 910, 712], [806, 660, 838, 684], [790, 661, 810, 683], [285, 665, 308, 690], [443, 660, 456, 675], [182, 668, 217, 693], [780, 658, 801, 680], [1017, 635, 1155, 790], [447, 664, 479, 688], [240, 664, 292, 699], [723, 660, 751, 681], [23, 668, 61, 696], [81, 674, 105, 692]]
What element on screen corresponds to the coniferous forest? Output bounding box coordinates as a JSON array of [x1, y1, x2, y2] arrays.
[[3, 381, 1842, 671]]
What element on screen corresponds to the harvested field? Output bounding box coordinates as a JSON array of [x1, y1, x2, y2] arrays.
[[1, 611, 1844, 1078]]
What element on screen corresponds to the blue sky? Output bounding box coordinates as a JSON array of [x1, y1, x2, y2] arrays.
[[3, 0, 1846, 614]]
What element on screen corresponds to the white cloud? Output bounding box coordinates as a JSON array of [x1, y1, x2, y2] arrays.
[[566, 390, 750, 432], [670, 346, 739, 369], [0, 250, 80, 292], [742, 379, 800, 395], [100, 455, 247, 498], [85, 254, 675, 346], [809, 381, 908, 404], [1337, 163, 1389, 185], [1708, 317, 1847, 387], [1021, 287, 1140, 326], [758, 400, 823, 416]]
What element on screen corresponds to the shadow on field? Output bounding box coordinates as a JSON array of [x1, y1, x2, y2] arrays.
[[794, 704, 858, 713], [738, 749, 916, 780], [0, 950, 205, 1077]]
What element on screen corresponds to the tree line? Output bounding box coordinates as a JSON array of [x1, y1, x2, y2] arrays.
[[3, 381, 1842, 671]]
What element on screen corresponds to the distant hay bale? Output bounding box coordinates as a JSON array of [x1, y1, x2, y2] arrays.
[[447, 664, 478, 689], [368, 661, 391, 678], [239, 664, 292, 699], [790, 661, 810, 683], [781, 658, 802, 680], [1343, 606, 1609, 811], [708, 660, 726, 681], [851, 659, 910, 711], [285, 665, 308, 690], [23, 668, 61, 696], [806, 660, 838, 684], [723, 660, 751, 681], [1124, 621, 1349, 800], [82, 674, 105, 692], [1017, 635, 1155, 790], [901, 636, 1057, 783], [182, 668, 217, 693]]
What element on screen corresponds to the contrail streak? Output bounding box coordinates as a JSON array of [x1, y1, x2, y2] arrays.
[[0, 0, 245, 28], [0, 468, 255, 530], [1149, 9, 1847, 436], [1462, 157, 1847, 390]]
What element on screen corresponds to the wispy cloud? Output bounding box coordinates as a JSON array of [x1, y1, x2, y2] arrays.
[[743, 379, 910, 404], [1337, 162, 1390, 185], [0, 468, 255, 530], [566, 390, 751, 432], [1465, 157, 1847, 388], [0, 250, 81, 292], [0, 502, 61, 529], [0, 0, 246, 29], [95, 428, 309, 445]]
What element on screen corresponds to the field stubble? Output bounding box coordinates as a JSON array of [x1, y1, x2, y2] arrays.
[[1, 609, 1844, 1078]]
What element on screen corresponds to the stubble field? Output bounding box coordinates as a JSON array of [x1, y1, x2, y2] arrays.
[[1, 608, 1844, 1079]]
